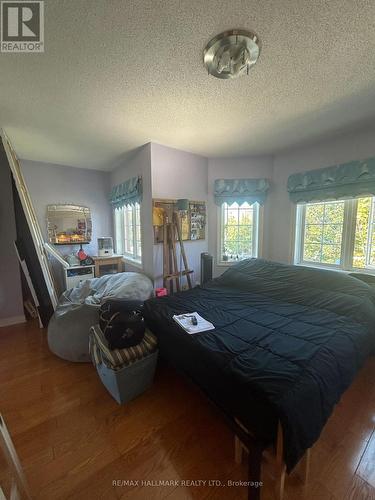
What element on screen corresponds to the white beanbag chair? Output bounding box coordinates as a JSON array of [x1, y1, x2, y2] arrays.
[[47, 272, 154, 362]]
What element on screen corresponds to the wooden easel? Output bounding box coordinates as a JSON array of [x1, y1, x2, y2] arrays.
[[163, 212, 193, 293]]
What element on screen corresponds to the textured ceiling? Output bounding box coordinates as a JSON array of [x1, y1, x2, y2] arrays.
[[1, 0, 375, 170]]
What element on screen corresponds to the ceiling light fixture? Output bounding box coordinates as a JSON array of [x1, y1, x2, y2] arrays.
[[203, 29, 260, 80]]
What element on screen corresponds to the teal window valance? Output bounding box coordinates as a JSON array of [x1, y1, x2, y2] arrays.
[[287, 157, 375, 204], [214, 178, 270, 206], [109, 176, 142, 209]]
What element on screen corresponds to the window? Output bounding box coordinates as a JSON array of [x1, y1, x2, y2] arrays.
[[114, 203, 142, 263], [294, 197, 375, 271], [219, 202, 259, 263]]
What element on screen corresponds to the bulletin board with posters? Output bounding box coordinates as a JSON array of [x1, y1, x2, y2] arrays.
[[152, 199, 206, 244]]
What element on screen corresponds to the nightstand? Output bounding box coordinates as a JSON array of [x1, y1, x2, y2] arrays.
[[92, 255, 124, 277]]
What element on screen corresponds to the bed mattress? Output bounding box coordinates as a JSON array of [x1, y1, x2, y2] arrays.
[[143, 259, 375, 470]]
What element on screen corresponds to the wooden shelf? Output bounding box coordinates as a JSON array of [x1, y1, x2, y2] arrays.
[[52, 241, 90, 246]]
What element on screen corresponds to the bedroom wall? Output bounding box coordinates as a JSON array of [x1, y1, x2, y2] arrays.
[[21, 160, 112, 290], [207, 155, 274, 277], [150, 143, 208, 287], [269, 124, 375, 264], [0, 148, 25, 326], [17, 123, 375, 297], [21, 160, 112, 256], [109, 144, 153, 278]]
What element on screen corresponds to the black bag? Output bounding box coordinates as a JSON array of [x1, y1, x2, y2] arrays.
[[99, 299, 145, 350]]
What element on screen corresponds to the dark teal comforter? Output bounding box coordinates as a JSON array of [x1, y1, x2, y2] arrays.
[[144, 259, 375, 470]]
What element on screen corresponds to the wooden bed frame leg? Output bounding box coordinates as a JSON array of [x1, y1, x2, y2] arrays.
[[248, 442, 262, 500], [275, 463, 286, 500], [275, 422, 286, 500], [299, 448, 311, 485], [233, 420, 288, 500], [235, 435, 243, 464]]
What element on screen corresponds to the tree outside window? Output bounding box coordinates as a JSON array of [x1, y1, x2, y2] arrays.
[[296, 197, 375, 270], [220, 202, 259, 262]]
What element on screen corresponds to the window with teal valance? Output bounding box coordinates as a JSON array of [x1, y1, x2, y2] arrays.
[[287, 157, 375, 204], [214, 178, 270, 206], [109, 176, 142, 209]]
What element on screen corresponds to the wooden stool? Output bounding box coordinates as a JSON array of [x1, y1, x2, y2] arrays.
[[234, 419, 310, 500]]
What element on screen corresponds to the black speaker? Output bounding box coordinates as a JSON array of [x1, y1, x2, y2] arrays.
[[201, 252, 213, 285]]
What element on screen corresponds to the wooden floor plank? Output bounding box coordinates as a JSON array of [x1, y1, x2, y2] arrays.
[[357, 430, 375, 488], [346, 475, 375, 500], [0, 322, 375, 500]]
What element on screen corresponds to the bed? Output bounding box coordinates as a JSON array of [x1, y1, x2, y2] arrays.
[[143, 259, 375, 498]]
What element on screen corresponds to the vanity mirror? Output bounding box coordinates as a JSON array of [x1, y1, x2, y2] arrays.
[[47, 204, 92, 245]]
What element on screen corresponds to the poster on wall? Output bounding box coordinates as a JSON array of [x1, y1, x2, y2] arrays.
[[189, 201, 206, 240]]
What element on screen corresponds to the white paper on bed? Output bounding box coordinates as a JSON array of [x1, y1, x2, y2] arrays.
[[173, 312, 215, 334]]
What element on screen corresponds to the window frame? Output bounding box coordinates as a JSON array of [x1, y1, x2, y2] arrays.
[[294, 197, 375, 273], [217, 201, 261, 266], [113, 202, 142, 265]]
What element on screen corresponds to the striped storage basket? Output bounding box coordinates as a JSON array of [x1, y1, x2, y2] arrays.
[[89, 325, 158, 404]]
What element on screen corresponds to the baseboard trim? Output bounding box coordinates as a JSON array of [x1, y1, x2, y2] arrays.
[[0, 315, 26, 327]]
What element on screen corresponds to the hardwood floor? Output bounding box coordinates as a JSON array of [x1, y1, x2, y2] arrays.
[[1, 320, 375, 500]]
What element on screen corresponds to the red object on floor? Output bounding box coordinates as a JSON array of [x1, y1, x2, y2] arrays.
[[155, 287, 168, 297]]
